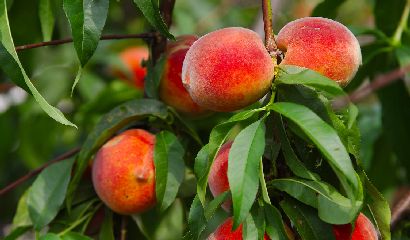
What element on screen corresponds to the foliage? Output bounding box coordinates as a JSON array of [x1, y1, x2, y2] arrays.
[[0, 0, 409, 239]]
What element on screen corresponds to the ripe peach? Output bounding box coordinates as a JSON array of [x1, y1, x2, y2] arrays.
[[333, 213, 378, 240], [208, 142, 233, 211], [208, 217, 270, 240], [92, 129, 156, 215], [182, 27, 275, 112], [276, 17, 362, 86], [159, 35, 208, 114], [117, 46, 149, 89]]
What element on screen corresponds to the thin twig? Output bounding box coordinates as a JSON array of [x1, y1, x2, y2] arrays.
[[120, 215, 128, 240], [15, 33, 158, 51], [0, 147, 80, 196], [261, 0, 278, 57], [391, 190, 410, 229], [0, 83, 14, 93], [332, 63, 410, 109]]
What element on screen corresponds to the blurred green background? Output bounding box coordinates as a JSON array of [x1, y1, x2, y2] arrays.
[[0, 0, 409, 238]]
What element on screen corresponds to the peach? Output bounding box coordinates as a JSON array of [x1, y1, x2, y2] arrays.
[[117, 46, 149, 89], [208, 217, 270, 240], [208, 142, 233, 211], [92, 129, 156, 215], [182, 27, 275, 112], [333, 213, 378, 240], [159, 35, 208, 114], [276, 17, 362, 86]]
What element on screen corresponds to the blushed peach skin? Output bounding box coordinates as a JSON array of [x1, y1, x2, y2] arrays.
[[276, 17, 362, 86], [159, 35, 208, 114], [92, 129, 156, 215], [333, 213, 378, 240], [208, 142, 232, 211], [118, 47, 149, 89], [182, 27, 275, 112], [208, 217, 270, 240]]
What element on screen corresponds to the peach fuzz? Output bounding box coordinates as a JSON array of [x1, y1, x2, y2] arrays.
[[208, 141, 232, 211], [92, 129, 156, 215], [208, 217, 270, 240], [182, 27, 275, 112], [159, 35, 208, 114], [118, 46, 149, 89], [333, 213, 378, 240], [276, 17, 362, 86]]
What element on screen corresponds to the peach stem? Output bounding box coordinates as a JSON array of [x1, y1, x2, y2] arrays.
[[261, 0, 278, 56]]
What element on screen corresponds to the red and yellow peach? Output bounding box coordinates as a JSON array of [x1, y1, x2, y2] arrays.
[[333, 213, 378, 240]]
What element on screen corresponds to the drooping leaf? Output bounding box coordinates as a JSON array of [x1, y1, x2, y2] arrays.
[[276, 65, 345, 98], [154, 131, 185, 212], [259, 158, 271, 204], [272, 178, 362, 224], [228, 119, 266, 229], [194, 144, 209, 180], [280, 198, 336, 240], [67, 99, 168, 209], [12, 188, 32, 228], [133, 0, 174, 39], [243, 214, 258, 240], [197, 108, 263, 205], [145, 56, 167, 99], [270, 102, 360, 201], [0, 0, 76, 128], [63, 0, 109, 66], [264, 204, 288, 240], [361, 171, 391, 240], [39, 0, 55, 41], [28, 158, 74, 230]]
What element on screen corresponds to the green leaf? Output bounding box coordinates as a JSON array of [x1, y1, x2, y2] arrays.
[[12, 188, 32, 228], [272, 178, 361, 224], [270, 102, 360, 201], [40, 233, 61, 240], [276, 65, 345, 98], [39, 0, 54, 41], [374, 0, 407, 36], [204, 191, 230, 221], [4, 226, 31, 240], [28, 158, 74, 230], [99, 208, 114, 240], [197, 108, 263, 205], [243, 214, 258, 240], [311, 0, 346, 19], [67, 99, 168, 209], [194, 144, 209, 180], [154, 131, 185, 212], [280, 198, 336, 240], [259, 158, 271, 204], [361, 171, 391, 240], [61, 232, 93, 240], [145, 56, 167, 99], [228, 119, 266, 229], [251, 205, 266, 240], [263, 204, 288, 240], [276, 115, 321, 181], [63, 0, 109, 66], [0, 0, 76, 128], [133, 0, 174, 39]]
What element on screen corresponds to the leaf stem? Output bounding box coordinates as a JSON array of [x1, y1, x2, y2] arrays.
[[15, 33, 158, 51], [261, 0, 278, 57], [391, 0, 410, 46]]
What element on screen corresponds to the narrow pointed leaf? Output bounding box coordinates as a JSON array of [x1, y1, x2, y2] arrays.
[[63, 0, 109, 66], [264, 204, 288, 240], [28, 158, 74, 230], [39, 0, 55, 41], [154, 131, 185, 212], [133, 0, 174, 39], [228, 120, 266, 229], [271, 102, 360, 201], [0, 0, 76, 128]]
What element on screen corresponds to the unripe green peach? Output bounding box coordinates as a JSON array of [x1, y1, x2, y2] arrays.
[[333, 213, 378, 240], [116, 46, 149, 89], [277, 17, 362, 86], [182, 27, 275, 112], [159, 35, 208, 114], [92, 129, 156, 215]]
